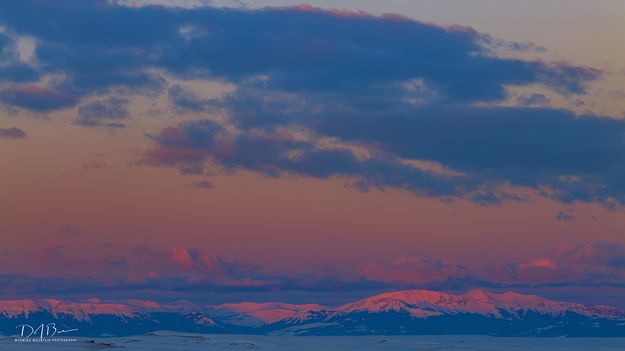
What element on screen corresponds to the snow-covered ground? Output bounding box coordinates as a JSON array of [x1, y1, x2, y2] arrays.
[[2, 332, 625, 350]]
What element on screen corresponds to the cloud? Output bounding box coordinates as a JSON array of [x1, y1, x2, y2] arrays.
[[467, 243, 625, 287], [3, 242, 625, 298], [7, 243, 278, 295], [168, 85, 218, 112], [189, 179, 215, 189], [281, 104, 625, 204], [508, 258, 567, 285], [556, 242, 625, 269], [516, 93, 550, 106], [82, 158, 112, 170], [0, 127, 27, 139], [75, 97, 130, 128], [144, 104, 625, 205], [2, 1, 620, 206], [0, 84, 78, 111], [114, 0, 214, 8], [0, 1, 597, 106], [356, 246, 625, 290], [519, 258, 557, 270], [170, 245, 195, 269], [169, 246, 222, 274], [143, 120, 514, 202], [359, 256, 468, 285], [32, 243, 93, 272], [0, 32, 40, 83], [556, 208, 575, 221]]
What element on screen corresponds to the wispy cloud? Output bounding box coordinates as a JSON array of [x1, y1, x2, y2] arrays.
[[0, 127, 27, 139], [75, 97, 130, 128]]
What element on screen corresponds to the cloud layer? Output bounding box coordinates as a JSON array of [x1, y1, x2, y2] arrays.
[[3, 241, 625, 301], [1, 1, 620, 205]]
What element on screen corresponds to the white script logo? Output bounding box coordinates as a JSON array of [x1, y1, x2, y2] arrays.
[[16, 323, 78, 339]]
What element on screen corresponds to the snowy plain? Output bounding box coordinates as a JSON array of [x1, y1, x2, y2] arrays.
[[2, 332, 625, 351]]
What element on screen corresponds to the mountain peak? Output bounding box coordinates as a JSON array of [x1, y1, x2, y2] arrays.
[[335, 289, 624, 320], [0, 290, 623, 336], [0, 299, 40, 318], [213, 302, 327, 324], [41, 299, 138, 321]]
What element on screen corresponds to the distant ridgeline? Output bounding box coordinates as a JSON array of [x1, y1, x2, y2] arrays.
[[1, 290, 624, 337]]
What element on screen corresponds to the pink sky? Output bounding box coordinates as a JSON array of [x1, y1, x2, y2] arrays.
[[0, 0, 624, 307]]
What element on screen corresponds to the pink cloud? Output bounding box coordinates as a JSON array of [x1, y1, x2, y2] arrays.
[[519, 258, 557, 270], [170, 246, 194, 269], [360, 256, 466, 285]]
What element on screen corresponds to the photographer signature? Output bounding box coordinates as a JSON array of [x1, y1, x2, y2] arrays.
[[16, 323, 78, 339]]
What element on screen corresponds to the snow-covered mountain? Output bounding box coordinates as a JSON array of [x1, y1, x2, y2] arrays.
[[208, 302, 327, 327], [278, 289, 625, 336], [1, 289, 624, 336], [0, 299, 220, 336], [334, 289, 624, 320]]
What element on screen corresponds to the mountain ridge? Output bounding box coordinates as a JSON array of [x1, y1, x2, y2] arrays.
[[1, 289, 624, 337]]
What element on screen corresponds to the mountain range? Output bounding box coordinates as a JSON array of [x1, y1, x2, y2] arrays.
[[2, 289, 624, 337]]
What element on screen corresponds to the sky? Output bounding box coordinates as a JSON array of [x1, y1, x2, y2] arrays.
[[1, 0, 625, 308]]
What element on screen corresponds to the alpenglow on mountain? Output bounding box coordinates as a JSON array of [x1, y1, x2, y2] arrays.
[[2, 290, 624, 337]]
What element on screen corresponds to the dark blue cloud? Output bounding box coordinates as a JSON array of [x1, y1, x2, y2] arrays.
[[305, 106, 625, 180], [148, 86, 625, 204], [559, 242, 625, 270], [0, 126, 27, 139], [145, 120, 526, 203], [556, 209, 575, 221], [0, 1, 597, 103], [0, 84, 78, 111], [75, 97, 130, 128], [591, 243, 625, 269], [168, 85, 218, 112]]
